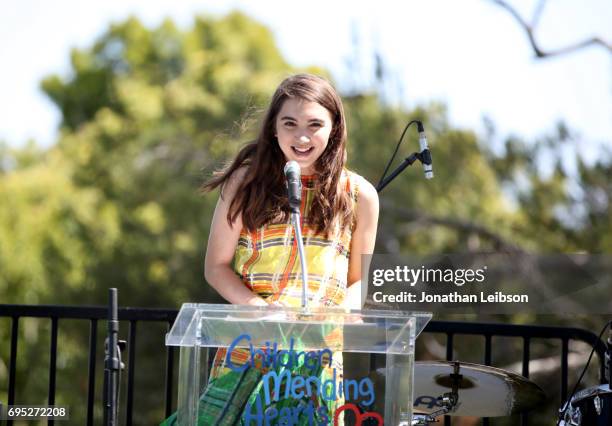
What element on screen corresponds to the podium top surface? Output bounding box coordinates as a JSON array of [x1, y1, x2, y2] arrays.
[[166, 303, 432, 354]]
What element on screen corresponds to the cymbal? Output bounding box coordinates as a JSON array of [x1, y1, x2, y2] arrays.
[[411, 361, 546, 417]]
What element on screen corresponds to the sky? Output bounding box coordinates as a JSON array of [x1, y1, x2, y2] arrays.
[[1, 0, 610, 158]]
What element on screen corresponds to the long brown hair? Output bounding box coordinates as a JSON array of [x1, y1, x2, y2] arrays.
[[202, 74, 354, 235]]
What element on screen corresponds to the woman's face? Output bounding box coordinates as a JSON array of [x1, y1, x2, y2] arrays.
[[274, 98, 334, 175]]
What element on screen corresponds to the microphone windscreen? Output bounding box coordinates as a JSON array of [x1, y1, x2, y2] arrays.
[[284, 161, 302, 210], [284, 160, 301, 179]]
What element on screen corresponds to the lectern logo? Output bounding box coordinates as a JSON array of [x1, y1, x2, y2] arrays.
[[334, 403, 383, 426], [226, 333, 382, 425]]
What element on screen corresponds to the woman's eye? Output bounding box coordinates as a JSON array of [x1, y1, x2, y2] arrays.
[[284, 122, 296, 127], [310, 123, 322, 128]]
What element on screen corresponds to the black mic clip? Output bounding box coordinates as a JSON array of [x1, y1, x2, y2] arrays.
[[284, 161, 302, 214], [419, 148, 432, 167]]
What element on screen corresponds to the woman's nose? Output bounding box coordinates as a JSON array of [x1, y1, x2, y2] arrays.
[[297, 134, 310, 143]]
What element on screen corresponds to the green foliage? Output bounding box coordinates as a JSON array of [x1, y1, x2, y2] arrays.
[[34, 12, 297, 307]]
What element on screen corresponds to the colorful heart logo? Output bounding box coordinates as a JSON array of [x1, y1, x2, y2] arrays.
[[334, 403, 383, 426]]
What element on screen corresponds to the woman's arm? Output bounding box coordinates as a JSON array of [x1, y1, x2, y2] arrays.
[[204, 170, 268, 306], [346, 176, 380, 309]]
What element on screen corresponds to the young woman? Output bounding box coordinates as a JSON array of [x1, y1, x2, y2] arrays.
[[162, 74, 378, 425]]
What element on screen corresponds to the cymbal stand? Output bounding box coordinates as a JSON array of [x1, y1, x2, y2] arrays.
[[410, 361, 462, 425]]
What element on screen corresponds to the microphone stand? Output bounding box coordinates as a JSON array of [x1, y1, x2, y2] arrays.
[[289, 205, 309, 311], [103, 288, 125, 426], [607, 323, 612, 390], [376, 150, 431, 193]]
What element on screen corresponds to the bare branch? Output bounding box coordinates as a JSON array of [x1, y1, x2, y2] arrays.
[[531, 0, 547, 29], [381, 198, 525, 253], [490, 0, 612, 58], [543, 37, 612, 57]]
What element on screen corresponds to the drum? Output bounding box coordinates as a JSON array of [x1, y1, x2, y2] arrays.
[[559, 384, 612, 425]]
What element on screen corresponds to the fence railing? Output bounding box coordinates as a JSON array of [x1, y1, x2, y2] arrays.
[[0, 304, 607, 426], [0, 305, 176, 426]]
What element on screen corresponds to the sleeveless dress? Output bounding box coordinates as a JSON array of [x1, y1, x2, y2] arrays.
[[162, 170, 360, 426]]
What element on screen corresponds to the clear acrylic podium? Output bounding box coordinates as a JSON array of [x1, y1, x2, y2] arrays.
[[166, 304, 431, 425]]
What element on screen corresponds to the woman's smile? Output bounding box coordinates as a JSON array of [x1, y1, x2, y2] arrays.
[[291, 146, 315, 156]]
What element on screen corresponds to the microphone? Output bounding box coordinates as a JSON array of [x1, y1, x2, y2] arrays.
[[417, 122, 434, 179], [284, 161, 302, 213]]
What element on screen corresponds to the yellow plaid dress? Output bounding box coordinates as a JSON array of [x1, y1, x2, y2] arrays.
[[162, 170, 360, 426], [233, 170, 358, 308]]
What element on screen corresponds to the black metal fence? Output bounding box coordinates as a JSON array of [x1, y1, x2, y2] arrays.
[[0, 304, 607, 425], [0, 305, 177, 426]]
